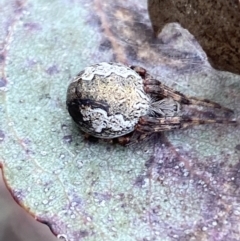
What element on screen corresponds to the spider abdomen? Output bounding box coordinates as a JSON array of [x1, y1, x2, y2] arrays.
[[66, 62, 151, 138]]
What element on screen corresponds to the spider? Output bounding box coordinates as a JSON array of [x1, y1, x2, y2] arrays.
[[66, 62, 236, 145]]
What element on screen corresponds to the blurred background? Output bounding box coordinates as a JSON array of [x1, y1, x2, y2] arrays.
[[0, 174, 57, 241]]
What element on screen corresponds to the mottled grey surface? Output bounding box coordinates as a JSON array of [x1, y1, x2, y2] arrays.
[[0, 1, 240, 241]]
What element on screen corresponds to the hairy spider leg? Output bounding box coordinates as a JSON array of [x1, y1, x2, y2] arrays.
[[136, 116, 237, 133], [130, 65, 234, 114], [144, 81, 233, 114]]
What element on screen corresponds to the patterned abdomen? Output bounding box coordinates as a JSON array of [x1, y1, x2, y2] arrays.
[[66, 62, 151, 138]]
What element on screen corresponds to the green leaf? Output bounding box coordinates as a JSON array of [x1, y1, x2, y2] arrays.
[[0, 1, 240, 241]]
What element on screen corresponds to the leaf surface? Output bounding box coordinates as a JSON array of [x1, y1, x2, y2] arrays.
[[0, 1, 240, 241]]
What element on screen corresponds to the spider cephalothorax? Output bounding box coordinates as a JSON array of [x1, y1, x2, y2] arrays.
[[66, 62, 236, 145]]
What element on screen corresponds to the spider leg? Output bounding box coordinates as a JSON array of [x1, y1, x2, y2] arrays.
[[144, 83, 233, 113], [130, 65, 233, 114], [136, 116, 237, 133]]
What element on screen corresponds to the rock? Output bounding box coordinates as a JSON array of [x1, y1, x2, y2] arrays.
[[148, 0, 240, 74]]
